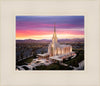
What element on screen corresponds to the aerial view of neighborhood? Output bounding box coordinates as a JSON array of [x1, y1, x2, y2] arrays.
[[16, 16, 84, 70]]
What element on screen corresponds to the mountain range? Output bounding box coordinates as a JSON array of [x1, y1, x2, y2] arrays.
[[16, 38, 84, 43]]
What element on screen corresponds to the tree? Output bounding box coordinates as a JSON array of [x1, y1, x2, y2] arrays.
[[33, 52, 37, 58], [21, 51, 24, 60]]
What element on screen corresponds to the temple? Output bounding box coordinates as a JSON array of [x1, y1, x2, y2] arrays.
[[48, 23, 72, 56], [37, 24, 75, 63]]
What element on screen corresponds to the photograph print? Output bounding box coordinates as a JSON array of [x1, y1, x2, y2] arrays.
[[16, 16, 84, 70]]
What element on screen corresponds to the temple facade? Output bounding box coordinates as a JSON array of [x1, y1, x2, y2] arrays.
[[48, 24, 72, 57], [37, 24, 75, 62]]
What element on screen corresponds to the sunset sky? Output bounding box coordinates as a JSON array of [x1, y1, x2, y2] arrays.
[[16, 16, 84, 40]]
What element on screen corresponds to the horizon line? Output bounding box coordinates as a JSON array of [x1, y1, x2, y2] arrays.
[[16, 38, 84, 40]]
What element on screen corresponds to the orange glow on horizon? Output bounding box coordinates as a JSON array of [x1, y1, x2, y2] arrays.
[[16, 29, 84, 40], [16, 34, 84, 40]]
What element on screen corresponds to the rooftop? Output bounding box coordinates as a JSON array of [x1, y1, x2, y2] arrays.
[[37, 53, 49, 57], [49, 56, 63, 61]]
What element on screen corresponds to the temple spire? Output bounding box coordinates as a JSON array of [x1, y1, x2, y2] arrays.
[[52, 23, 57, 43]]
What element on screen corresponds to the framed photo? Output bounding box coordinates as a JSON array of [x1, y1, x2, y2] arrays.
[[16, 16, 84, 70], [0, 0, 100, 86]]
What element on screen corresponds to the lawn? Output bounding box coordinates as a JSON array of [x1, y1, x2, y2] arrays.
[[16, 56, 37, 66], [63, 49, 84, 67]]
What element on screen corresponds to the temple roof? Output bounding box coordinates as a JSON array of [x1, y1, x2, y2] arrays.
[[49, 56, 63, 61]]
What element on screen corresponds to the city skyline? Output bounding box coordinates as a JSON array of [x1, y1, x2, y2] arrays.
[[16, 16, 84, 40]]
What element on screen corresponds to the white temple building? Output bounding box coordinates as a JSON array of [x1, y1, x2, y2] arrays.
[[37, 24, 76, 63], [48, 24, 72, 57]]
